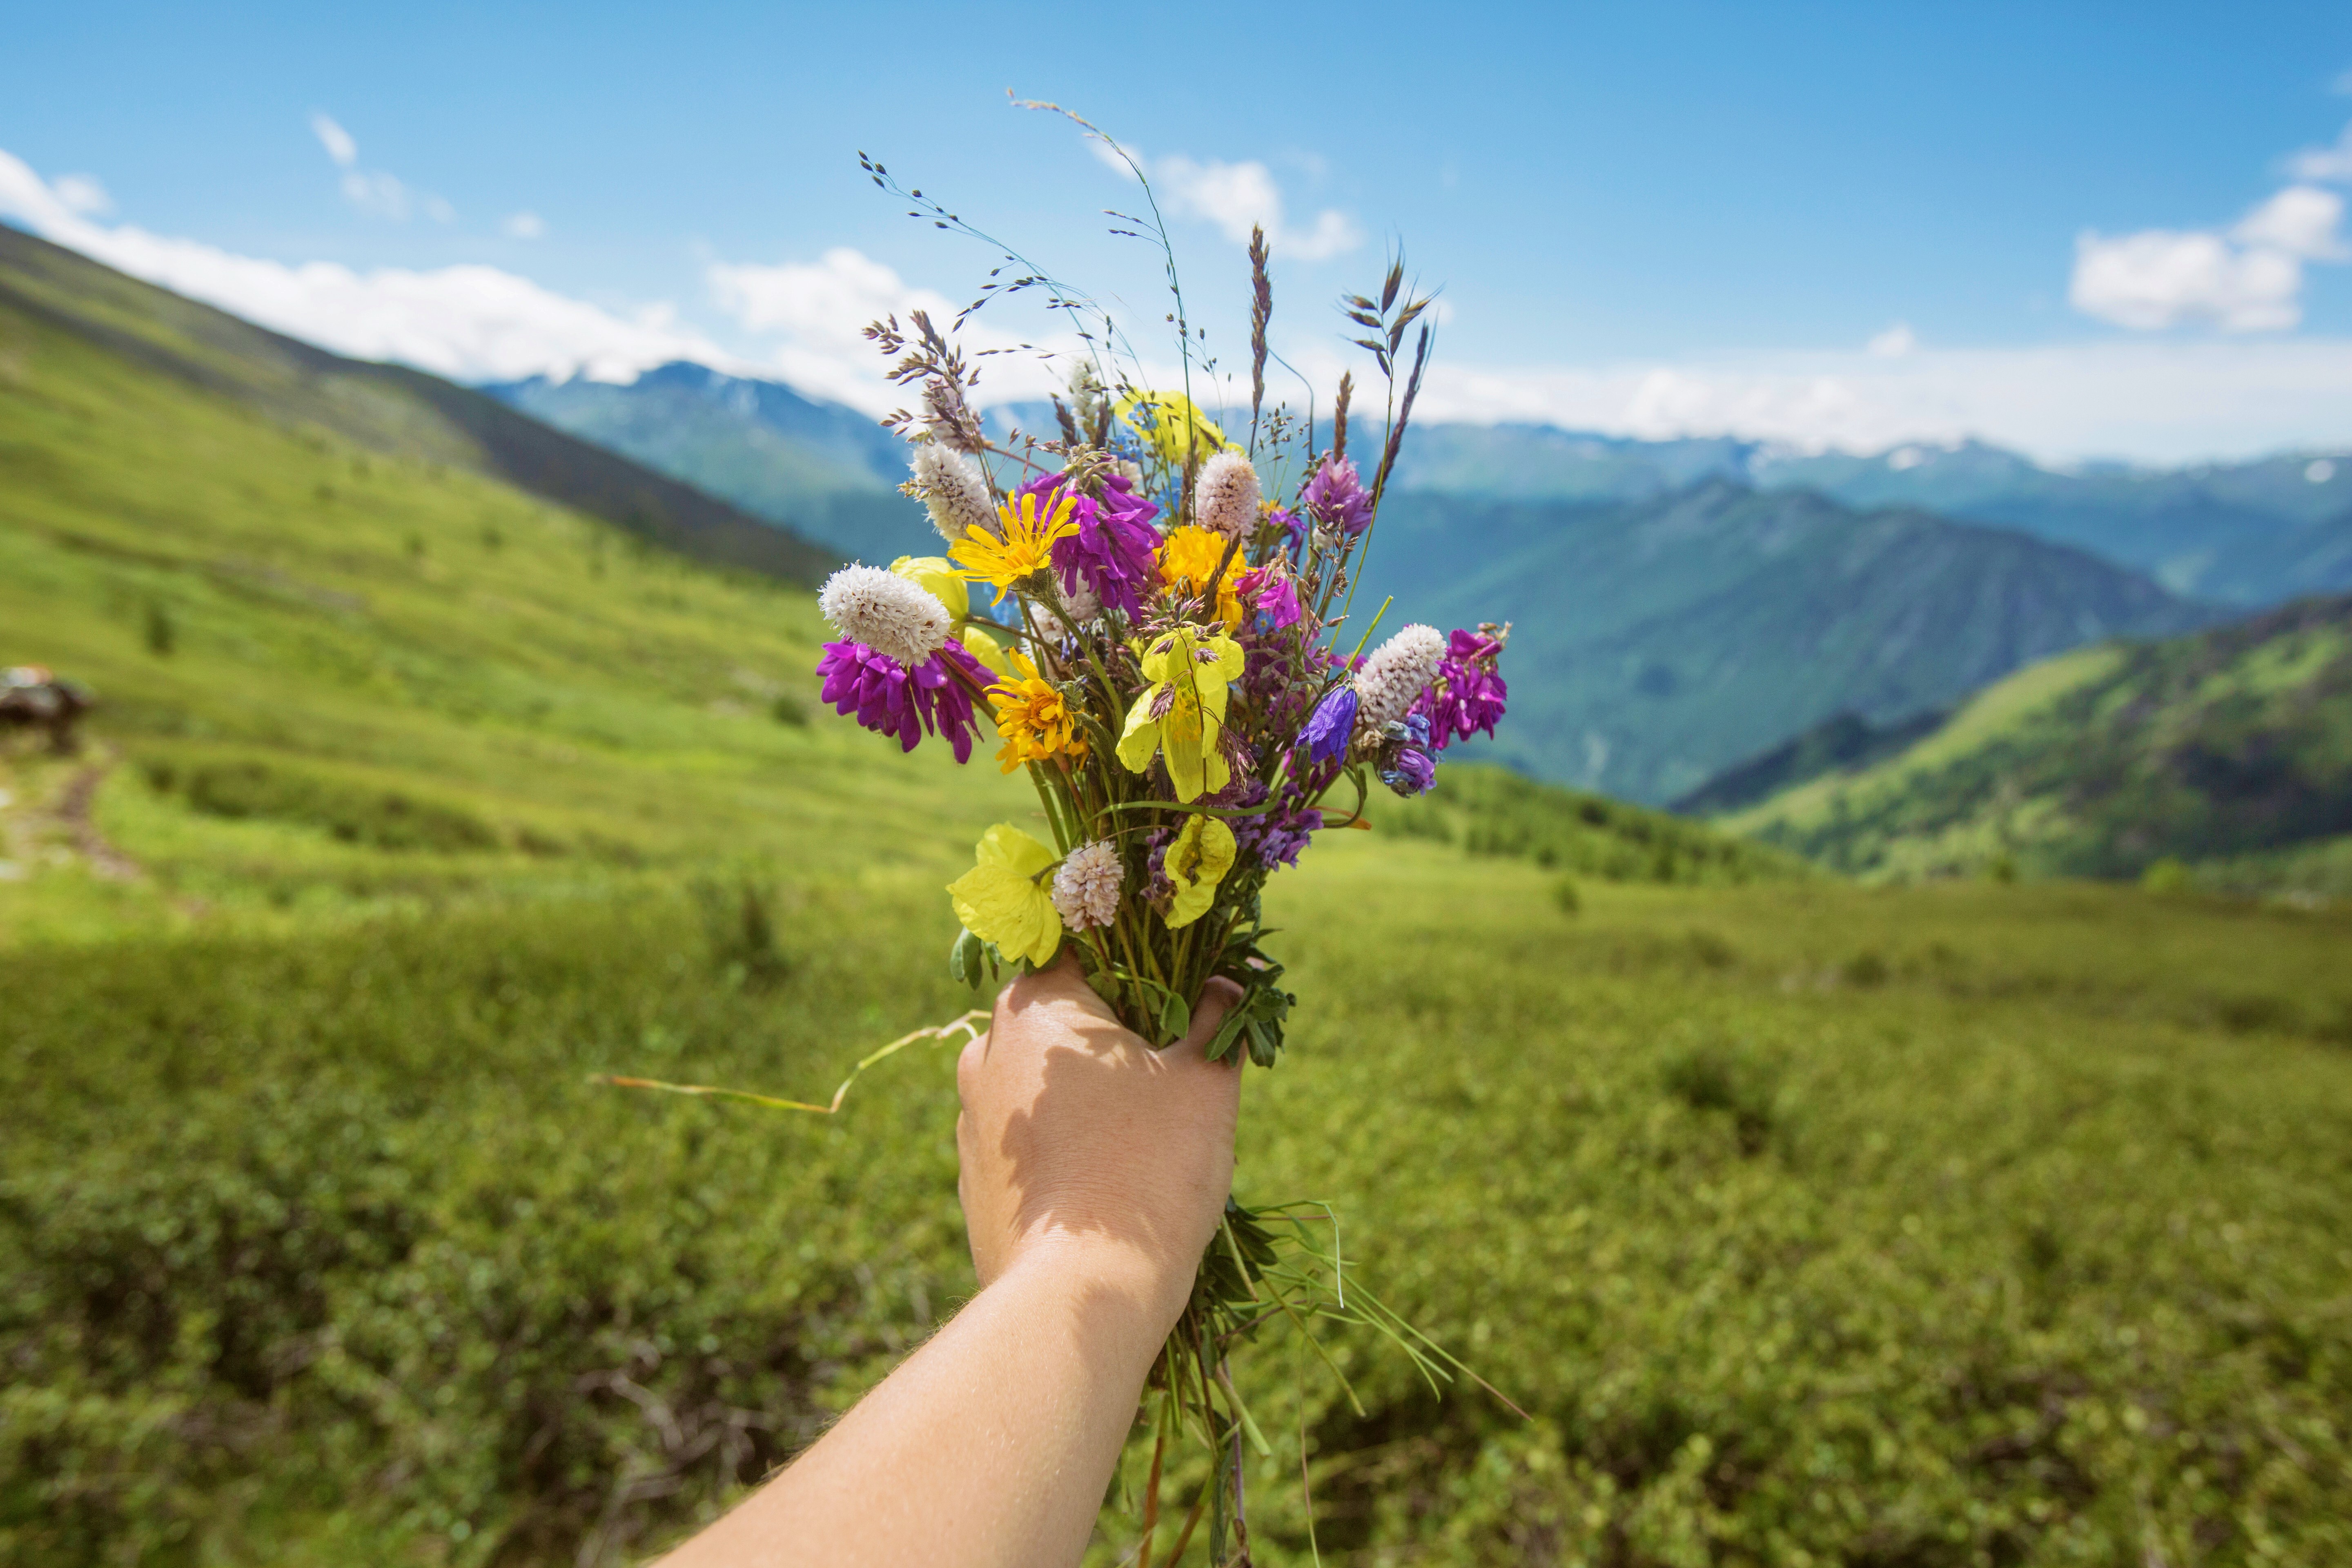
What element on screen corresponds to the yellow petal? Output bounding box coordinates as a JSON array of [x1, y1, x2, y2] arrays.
[[1117, 693, 1162, 774], [947, 824, 1063, 967], [1164, 815, 1238, 929]]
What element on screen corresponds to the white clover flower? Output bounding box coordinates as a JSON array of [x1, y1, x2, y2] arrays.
[[818, 563, 952, 667], [1051, 840, 1124, 931], [1060, 577, 1103, 623], [1194, 450, 1262, 538], [1353, 623, 1448, 733], [913, 445, 996, 545]]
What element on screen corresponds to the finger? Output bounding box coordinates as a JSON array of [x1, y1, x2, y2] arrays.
[[1165, 975, 1247, 1068]]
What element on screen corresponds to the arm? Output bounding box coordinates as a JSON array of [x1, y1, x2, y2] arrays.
[[663, 958, 1243, 1568]]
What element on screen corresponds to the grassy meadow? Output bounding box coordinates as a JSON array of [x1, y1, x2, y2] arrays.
[[6, 256, 2352, 1566]]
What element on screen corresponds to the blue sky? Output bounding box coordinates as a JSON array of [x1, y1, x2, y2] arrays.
[[7, 1, 2352, 461]]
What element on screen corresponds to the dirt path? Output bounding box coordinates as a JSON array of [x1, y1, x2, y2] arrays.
[[55, 756, 143, 881]]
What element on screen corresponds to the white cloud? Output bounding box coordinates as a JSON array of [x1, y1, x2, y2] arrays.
[[2069, 187, 2346, 332], [310, 113, 358, 169], [2069, 227, 2305, 330], [340, 169, 412, 220], [2234, 184, 2348, 258], [503, 210, 546, 240], [1098, 140, 1363, 262], [1865, 321, 1917, 358], [2291, 120, 2352, 182], [0, 147, 728, 384], [706, 245, 1072, 412], [310, 112, 450, 224], [1392, 336, 2352, 465], [52, 174, 111, 216]]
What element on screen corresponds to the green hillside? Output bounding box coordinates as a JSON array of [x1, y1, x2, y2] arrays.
[[1722, 594, 2352, 886], [0, 235, 1025, 943], [1355, 482, 2214, 803], [0, 226, 834, 586]]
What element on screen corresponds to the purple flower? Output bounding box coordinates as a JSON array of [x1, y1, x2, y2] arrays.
[[1235, 566, 1302, 632], [1236, 782, 1325, 870], [1268, 506, 1304, 546], [817, 636, 990, 764], [1021, 470, 1160, 620], [1300, 685, 1358, 765], [1415, 627, 1509, 751], [1301, 456, 1374, 537], [1377, 713, 1439, 796]]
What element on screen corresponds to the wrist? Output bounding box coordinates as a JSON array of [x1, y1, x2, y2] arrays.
[[990, 1231, 1194, 1354]]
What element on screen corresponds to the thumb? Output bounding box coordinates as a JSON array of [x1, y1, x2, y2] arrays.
[[1166, 975, 1247, 1068]]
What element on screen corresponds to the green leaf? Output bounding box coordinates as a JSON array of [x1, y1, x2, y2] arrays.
[[1158, 989, 1192, 1045], [949, 928, 984, 988]]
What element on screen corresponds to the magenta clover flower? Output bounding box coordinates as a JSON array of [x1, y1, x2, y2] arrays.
[[1415, 628, 1509, 751], [1018, 470, 1160, 621], [1235, 566, 1302, 632], [817, 636, 991, 764]]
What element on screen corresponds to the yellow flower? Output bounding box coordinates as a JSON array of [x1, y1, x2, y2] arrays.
[[952, 490, 1079, 603], [957, 622, 1014, 682], [988, 653, 1087, 774], [947, 824, 1063, 967], [1116, 390, 1229, 466], [1116, 625, 1245, 802], [1163, 814, 1237, 929], [890, 555, 969, 622], [1156, 525, 1243, 628]]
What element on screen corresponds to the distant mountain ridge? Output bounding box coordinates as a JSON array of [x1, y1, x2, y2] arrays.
[[1720, 592, 2352, 886], [1354, 481, 2219, 803], [0, 227, 833, 585], [466, 360, 2352, 608], [483, 362, 940, 563], [1393, 426, 2352, 607]]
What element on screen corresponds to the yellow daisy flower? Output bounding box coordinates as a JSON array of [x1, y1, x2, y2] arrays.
[[987, 653, 1087, 774], [947, 824, 1062, 967], [1156, 525, 1243, 628], [952, 490, 1079, 603], [1116, 625, 1245, 802], [1163, 814, 1238, 929]]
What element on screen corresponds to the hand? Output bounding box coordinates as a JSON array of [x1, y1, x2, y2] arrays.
[[957, 956, 1245, 1339]]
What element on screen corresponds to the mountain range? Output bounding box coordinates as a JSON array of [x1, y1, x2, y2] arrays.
[[483, 363, 939, 563], [1352, 483, 2215, 802], [1392, 425, 2352, 606], [475, 362, 2271, 802]]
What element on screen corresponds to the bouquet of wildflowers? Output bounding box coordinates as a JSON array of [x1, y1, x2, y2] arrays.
[[624, 113, 1517, 1557]]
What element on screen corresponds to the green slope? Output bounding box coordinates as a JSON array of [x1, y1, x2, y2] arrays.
[[1722, 595, 2352, 884], [0, 225, 835, 585], [0, 247, 1029, 942]]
